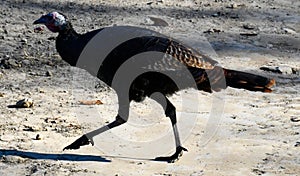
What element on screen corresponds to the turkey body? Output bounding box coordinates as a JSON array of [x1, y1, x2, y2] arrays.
[[55, 24, 228, 102], [34, 13, 275, 162]]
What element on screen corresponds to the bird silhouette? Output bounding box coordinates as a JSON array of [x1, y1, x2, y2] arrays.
[[33, 12, 275, 163]]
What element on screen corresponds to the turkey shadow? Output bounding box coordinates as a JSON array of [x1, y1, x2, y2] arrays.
[[0, 149, 111, 162]]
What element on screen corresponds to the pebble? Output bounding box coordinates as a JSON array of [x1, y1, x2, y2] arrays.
[[240, 32, 258, 36], [15, 98, 34, 108], [23, 125, 41, 132], [282, 27, 296, 34], [292, 68, 300, 75], [35, 134, 42, 140], [243, 23, 256, 30], [190, 171, 204, 176], [22, 59, 31, 65], [38, 88, 45, 93], [203, 28, 222, 34], [277, 66, 293, 74], [290, 116, 300, 122], [24, 91, 32, 95], [21, 38, 27, 44], [1, 59, 21, 69], [252, 168, 266, 175], [146, 2, 153, 5], [260, 65, 293, 74], [149, 17, 168, 27], [231, 3, 238, 9], [45, 70, 52, 77]]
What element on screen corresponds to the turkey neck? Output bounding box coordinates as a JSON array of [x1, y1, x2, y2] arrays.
[[56, 21, 82, 66], [58, 22, 79, 38]]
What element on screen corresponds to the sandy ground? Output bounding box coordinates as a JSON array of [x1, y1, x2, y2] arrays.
[[0, 0, 299, 175]]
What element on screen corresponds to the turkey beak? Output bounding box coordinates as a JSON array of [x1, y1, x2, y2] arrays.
[[33, 16, 47, 24]]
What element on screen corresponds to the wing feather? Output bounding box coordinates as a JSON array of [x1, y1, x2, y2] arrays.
[[166, 40, 217, 70]]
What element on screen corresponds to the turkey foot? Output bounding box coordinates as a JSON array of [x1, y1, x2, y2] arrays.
[[155, 146, 188, 163], [63, 135, 94, 151]]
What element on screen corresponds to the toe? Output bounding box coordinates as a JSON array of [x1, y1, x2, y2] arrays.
[[154, 146, 188, 163], [63, 135, 91, 151]]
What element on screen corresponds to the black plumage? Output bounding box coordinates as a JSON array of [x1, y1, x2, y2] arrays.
[[34, 12, 275, 163]]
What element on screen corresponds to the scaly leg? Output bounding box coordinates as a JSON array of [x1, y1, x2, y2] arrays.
[[152, 95, 188, 163], [63, 115, 127, 150], [63, 99, 130, 151]]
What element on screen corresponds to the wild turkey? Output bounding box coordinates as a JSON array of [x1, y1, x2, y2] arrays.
[[33, 12, 275, 163]]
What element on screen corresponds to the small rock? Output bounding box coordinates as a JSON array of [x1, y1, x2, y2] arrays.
[[252, 168, 266, 175], [295, 142, 300, 147], [15, 98, 34, 108], [45, 70, 52, 77], [260, 66, 280, 73], [1, 59, 21, 69], [9, 59, 21, 68], [4, 55, 10, 59], [243, 23, 256, 30], [23, 125, 41, 132], [38, 89, 45, 93], [22, 59, 31, 65], [146, 1, 153, 5], [260, 65, 293, 74], [292, 68, 300, 75], [283, 27, 296, 34], [204, 28, 223, 34], [35, 134, 42, 140], [190, 171, 204, 176], [0, 93, 4, 97], [24, 91, 32, 95], [79, 100, 103, 105], [21, 38, 27, 44], [230, 115, 237, 119], [149, 17, 168, 27], [290, 116, 300, 122], [231, 3, 238, 9], [278, 66, 293, 74], [28, 72, 37, 76]]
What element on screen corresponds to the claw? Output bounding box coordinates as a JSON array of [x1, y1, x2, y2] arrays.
[[155, 146, 188, 163], [63, 135, 93, 151]]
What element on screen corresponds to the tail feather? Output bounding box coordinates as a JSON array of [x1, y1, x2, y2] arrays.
[[223, 68, 275, 92]]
